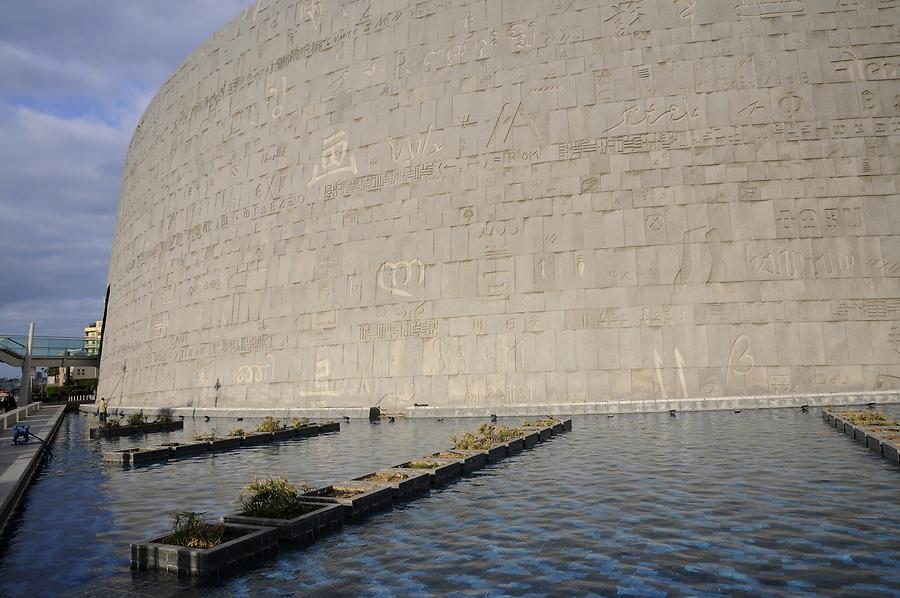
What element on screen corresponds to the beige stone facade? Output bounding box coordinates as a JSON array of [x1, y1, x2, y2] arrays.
[[98, 0, 900, 415]]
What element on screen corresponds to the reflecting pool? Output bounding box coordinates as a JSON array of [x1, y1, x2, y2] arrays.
[[1, 406, 899, 597]]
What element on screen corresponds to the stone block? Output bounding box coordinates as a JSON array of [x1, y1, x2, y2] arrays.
[[103, 447, 170, 466]]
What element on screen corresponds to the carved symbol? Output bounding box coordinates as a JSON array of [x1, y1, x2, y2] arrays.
[[778, 91, 803, 115], [673, 226, 723, 287], [462, 207, 475, 223], [861, 89, 876, 110], [377, 259, 426, 297], [728, 335, 754, 375], [646, 214, 664, 231], [486, 102, 543, 150], [308, 130, 357, 186]]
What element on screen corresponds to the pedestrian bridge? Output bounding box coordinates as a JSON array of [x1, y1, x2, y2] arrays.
[[0, 335, 100, 368]]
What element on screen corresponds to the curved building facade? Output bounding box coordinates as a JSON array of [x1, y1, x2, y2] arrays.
[[99, 0, 900, 414]]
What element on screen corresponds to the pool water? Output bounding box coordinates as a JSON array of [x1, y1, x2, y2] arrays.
[[1, 407, 899, 597]]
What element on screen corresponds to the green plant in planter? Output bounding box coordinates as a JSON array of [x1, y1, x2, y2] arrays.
[[522, 416, 560, 428], [192, 428, 218, 442], [155, 414, 174, 424], [838, 411, 896, 427], [257, 417, 287, 433], [406, 460, 443, 469], [126, 411, 147, 426], [291, 417, 310, 428], [228, 427, 246, 437], [164, 511, 229, 549], [237, 475, 313, 519], [106, 418, 121, 428], [450, 423, 524, 450]]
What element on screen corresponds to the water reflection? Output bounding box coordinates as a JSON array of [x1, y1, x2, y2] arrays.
[[1, 406, 899, 596]]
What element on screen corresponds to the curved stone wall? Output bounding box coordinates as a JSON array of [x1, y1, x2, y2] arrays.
[[99, 0, 900, 413]]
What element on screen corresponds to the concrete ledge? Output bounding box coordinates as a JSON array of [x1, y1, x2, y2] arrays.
[[0, 402, 42, 430], [0, 405, 65, 535], [403, 391, 900, 418], [77, 391, 900, 420]]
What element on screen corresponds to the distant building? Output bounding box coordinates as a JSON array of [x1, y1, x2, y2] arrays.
[[69, 320, 103, 381]]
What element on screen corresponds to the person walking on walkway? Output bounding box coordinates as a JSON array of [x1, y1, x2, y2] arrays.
[[97, 397, 108, 424]]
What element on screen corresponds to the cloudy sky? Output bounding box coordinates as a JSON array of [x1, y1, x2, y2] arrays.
[[0, 1, 251, 374]]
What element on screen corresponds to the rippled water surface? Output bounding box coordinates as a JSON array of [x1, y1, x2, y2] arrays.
[[1, 407, 899, 597]]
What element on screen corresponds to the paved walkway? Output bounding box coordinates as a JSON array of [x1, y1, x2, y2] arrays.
[[0, 404, 65, 535]]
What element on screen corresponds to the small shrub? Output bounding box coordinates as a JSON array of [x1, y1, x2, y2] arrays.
[[291, 417, 310, 429], [192, 428, 218, 442], [126, 411, 147, 426], [164, 511, 227, 549], [328, 486, 365, 498], [257, 417, 287, 433], [361, 471, 407, 484], [450, 424, 524, 450], [238, 475, 313, 519], [106, 418, 121, 428], [228, 427, 245, 437], [839, 410, 896, 427], [406, 460, 442, 469], [522, 416, 560, 428], [155, 414, 174, 424]]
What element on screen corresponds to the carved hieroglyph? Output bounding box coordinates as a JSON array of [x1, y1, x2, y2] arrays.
[[98, 0, 900, 411]]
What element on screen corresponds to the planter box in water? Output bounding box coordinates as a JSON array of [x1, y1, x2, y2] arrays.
[[223, 503, 343, 545], [562, 419, 573, 431], [882, 441, 900, 464], [865, 432, 882, 454], [160, 442, 208, 458], [521, 431, 540, 449], [353, 469, 431, 502], [485, 444, 508, 463], [425, 450, 487, 474], [90, 420, 184, 439], [524, 426, 552, 441], [319, 422, 340, 433], [300, 483, 393, 522], [131, 522, 278, 579], [295, 424, 320, 438], [207, 437, 243, 452], [551, 422, 564, 434], [394, 459, 462, 487], [103, 447, 171, 466], [271, 429, 297, 442], [240, 432, 273, 446], [506, 438, 524, 455]]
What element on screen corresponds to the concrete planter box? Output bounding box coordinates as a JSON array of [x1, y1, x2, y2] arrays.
[[823, 412, 833, 424], [521, 431, 540, 448], [882, 442, 899, 464], [486, 444, 508, 463], [300, 483, 393, 523], [103, 447, 170, 466], [207, 437, 243, 452], [353, 469, 431, 502], [270, 429, 297, 441], [90, 420, 183, 439], [426, 450, 487, 474], [319, 422, 340, 433], [131, 522, 278, 579], [524, 426, 552, 441], [294, 424, 320, 438], [852, 427, 868, 442], [223, 503, 343, 545], [394, 459, 462, 487], [562, 419, 573, 431], [551, 422, 564, 434], [159, 442, 208, 458], [505, 438, 525, 455], [240, 432, 273, 446], [865, 433, 882, 454]]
